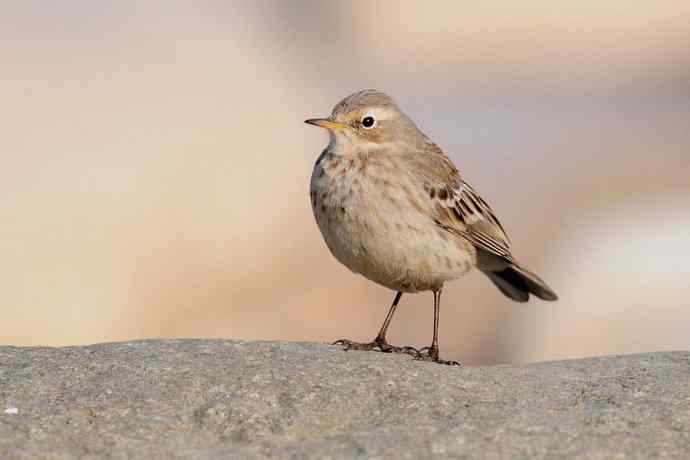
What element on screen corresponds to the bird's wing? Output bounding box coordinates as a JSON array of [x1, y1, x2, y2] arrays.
[[405, 143, 513, 262]]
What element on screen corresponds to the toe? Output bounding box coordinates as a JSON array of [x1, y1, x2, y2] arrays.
[[395, 346, 420, 356], [332, 339, 358, 350]]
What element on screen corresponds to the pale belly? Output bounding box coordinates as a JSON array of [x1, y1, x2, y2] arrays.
[[310, 152, 475, 293]]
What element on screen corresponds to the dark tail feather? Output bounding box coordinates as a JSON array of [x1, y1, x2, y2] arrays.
[[484, 263, 558, 302]]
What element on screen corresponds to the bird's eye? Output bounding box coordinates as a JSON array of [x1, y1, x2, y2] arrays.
[[361, 116, 376, 129]]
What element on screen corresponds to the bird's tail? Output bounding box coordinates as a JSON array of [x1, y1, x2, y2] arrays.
[[483, 263, 558, 303]]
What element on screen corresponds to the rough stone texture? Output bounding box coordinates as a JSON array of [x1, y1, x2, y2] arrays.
[[1, 340, 689, 459]]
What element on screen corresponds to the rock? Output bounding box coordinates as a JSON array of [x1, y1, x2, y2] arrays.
[[1, 340, 689, 459]]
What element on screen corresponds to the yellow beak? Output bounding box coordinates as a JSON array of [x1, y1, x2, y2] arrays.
[[304, 118, 348, 132]]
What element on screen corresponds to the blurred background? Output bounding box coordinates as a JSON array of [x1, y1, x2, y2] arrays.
[[2, 1, 689, 365]]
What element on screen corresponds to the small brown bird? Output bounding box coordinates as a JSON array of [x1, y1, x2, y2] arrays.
[[306, 90, 557, 365]]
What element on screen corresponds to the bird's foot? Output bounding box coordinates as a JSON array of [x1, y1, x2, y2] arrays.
[[332, 337, 419, 356], [415, 346, 462, 366]]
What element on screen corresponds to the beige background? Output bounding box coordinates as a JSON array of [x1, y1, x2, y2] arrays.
[[2, 1, 689, 364]]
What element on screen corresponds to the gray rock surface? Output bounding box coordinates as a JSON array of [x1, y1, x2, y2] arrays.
[[1, 340, 689, 459]]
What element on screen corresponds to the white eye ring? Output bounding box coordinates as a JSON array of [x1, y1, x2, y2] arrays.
[[361, 115, 376, 129]]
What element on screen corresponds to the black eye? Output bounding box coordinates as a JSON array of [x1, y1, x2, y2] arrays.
[[361, 116, 375, 128]]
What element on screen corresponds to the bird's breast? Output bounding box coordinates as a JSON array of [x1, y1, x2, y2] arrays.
[[309, 150, 475, 292]]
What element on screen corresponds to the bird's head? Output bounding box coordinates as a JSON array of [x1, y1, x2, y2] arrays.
[[305, 89, 424, 151]]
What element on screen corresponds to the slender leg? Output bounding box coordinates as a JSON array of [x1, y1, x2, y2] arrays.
[[333, 291, 418, 356], [374, 291, 402, 344], [417, 287, 461, 366]]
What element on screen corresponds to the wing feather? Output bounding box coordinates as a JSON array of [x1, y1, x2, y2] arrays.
[[405, 142, 513, 263]]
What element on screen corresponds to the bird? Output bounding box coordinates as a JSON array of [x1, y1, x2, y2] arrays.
[[305, 90, 557, 365]]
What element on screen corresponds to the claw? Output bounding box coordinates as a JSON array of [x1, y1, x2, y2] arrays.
[[391, 345, 420, 357], [332, 339, 376, 351], [332, 338, 420, 357], [414, 346, 462, 366]]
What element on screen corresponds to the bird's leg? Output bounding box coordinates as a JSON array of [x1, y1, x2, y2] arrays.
[[372, 292, 419, 355], [416, 287, 461, 366], [333, 292, 419, 356]]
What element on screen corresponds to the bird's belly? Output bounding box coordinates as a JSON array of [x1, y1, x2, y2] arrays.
[[311, 170, 475, 292]]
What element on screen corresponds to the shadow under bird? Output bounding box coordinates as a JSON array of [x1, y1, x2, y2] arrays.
[[306, 90, 557, 365]]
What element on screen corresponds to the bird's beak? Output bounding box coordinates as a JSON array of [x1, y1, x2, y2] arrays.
[[304, 118, 348, 132]]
